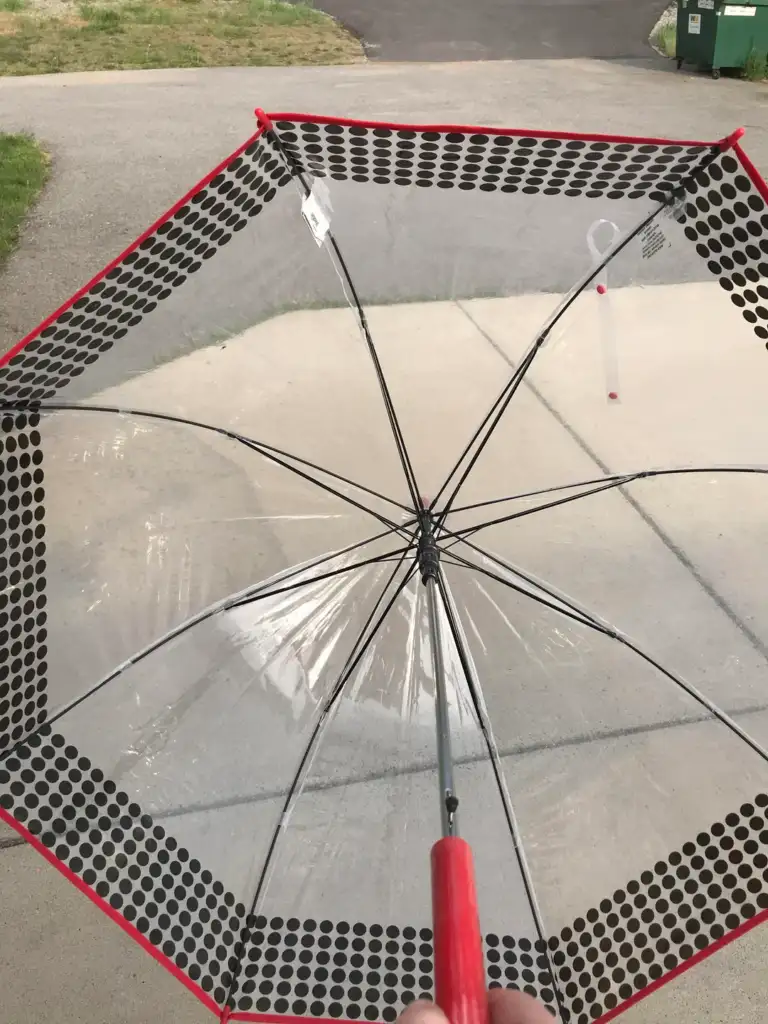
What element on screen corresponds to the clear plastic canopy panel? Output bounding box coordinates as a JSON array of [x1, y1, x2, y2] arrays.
[[1, 111, 768, 1024]]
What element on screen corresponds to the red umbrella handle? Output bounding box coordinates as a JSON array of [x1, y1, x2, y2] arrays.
[[431, 836, 489, 1024]]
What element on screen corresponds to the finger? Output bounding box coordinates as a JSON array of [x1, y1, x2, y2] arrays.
[[488, 987, 554, 1024], [397, 999, 450, 1024]]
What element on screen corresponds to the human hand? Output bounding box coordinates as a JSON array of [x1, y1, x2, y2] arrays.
[[397, 987, 553, 1024]]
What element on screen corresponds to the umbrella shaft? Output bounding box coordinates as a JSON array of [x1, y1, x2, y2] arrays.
[[426, 576, 459, 838]]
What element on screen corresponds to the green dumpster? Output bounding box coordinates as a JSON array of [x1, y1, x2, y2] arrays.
[[676, 0, 768, 77]]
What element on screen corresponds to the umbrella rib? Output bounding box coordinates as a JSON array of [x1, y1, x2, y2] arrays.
[[439, 541, 604, 633], [2, 400, 412, 524], [431, 201, 670, 522], [226, 541, 415, 611], [435, 568, 567, 1020], [146, 700, 768, 823], [260, 126, 422, 510], [444, 538, 768, 768], [324, 237, 422, 509], [447, 465, 768, 519], [447, 473, 628, 515], [447, 474, 637, 542], [219, 550, 419, 1017], [431, 150, 719, 522], [0, 528, 417, 763], [441, 461, 768, 663]]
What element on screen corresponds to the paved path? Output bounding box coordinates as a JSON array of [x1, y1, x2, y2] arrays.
[[310, 0, 670, 61]]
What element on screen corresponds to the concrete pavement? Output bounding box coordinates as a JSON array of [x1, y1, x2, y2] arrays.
[[0, 843, 210, 1024]]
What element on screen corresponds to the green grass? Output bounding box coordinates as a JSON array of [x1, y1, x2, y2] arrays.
[[78, 2, 123, 28], [651, 19, 676, 58], [744, 49, 768, 82], [0, 0, 362, 74], [0, 134, 49, 269]]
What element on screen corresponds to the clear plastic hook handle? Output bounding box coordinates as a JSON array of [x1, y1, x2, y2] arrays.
[[587, 220, 621, 402]]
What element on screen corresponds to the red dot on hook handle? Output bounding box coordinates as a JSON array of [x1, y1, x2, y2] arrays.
[[596, 284, 607, 295], [608, 391, 619, 401]]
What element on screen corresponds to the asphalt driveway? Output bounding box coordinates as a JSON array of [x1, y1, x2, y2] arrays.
[[305, 0, 670, 61]]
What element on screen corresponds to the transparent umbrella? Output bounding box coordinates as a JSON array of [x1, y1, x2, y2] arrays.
[[1, 110, 768, 1024]]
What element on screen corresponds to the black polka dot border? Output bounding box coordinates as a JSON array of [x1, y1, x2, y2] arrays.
[[0, 133, 291, 402], [272, 119, 767, 347], [1, 735, 767, 1023]]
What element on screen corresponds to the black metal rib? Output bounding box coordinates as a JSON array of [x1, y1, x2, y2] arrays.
[[438, 540, 603, 633], [0, 530, 417, 764], [446, 465, 768, 520], [2, 401, 412, 529], [431, 200, 670, 522], [431, 145, 721, 523], [226, 542, 414, 611], [430, 340, 539, 516], [447, 474, 628, 515], [437, 457, 768, 663], [435, 569, 567, 1019], [262, 126, 422, 511], [448, 475, 635, 541], [220, 550, 419, 1016], [442, 538, 768, 768], [324, 237, 422, 510]]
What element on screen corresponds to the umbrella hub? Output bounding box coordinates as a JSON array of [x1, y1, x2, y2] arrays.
[[417, 510, 441, 584]]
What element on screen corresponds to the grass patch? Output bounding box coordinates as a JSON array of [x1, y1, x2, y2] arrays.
[[0, 0, 362, 74], [744, 49, 767, 82], [0, 134, 49, 269], [653, 20, 676, 59], [78, 3, 123, 29]]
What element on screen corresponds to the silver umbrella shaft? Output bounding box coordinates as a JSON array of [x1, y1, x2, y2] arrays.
[[425, 574, 459, 837]]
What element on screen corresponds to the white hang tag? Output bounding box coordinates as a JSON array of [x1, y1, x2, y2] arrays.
[[639, 219, 673, 260], [301, 178, 333, 247], [587, 219, 622, 403]]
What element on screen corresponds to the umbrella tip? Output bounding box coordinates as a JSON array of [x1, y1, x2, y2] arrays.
[[596, 283, 607, 295], [719, 127, 746, 151]]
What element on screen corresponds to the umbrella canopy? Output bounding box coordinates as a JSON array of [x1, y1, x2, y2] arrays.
[[1, 110, 768, 1024]]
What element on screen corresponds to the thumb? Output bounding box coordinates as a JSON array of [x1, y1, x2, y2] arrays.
[[488, 987, 554, 1023], [397, 1001, 450, 1024]]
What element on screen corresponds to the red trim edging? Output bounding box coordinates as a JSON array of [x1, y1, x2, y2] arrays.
[[593, 906, 768, 1023], [261, 111, 720, 150], [719, 126, 746, 151], [255, 108, 277, 134], [4, 792, 768, 1024], [0, 807, 222, 1018], [230, 905, 768, 1024], [733, 142, 768, 205], [0, 127, 265, 371]]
